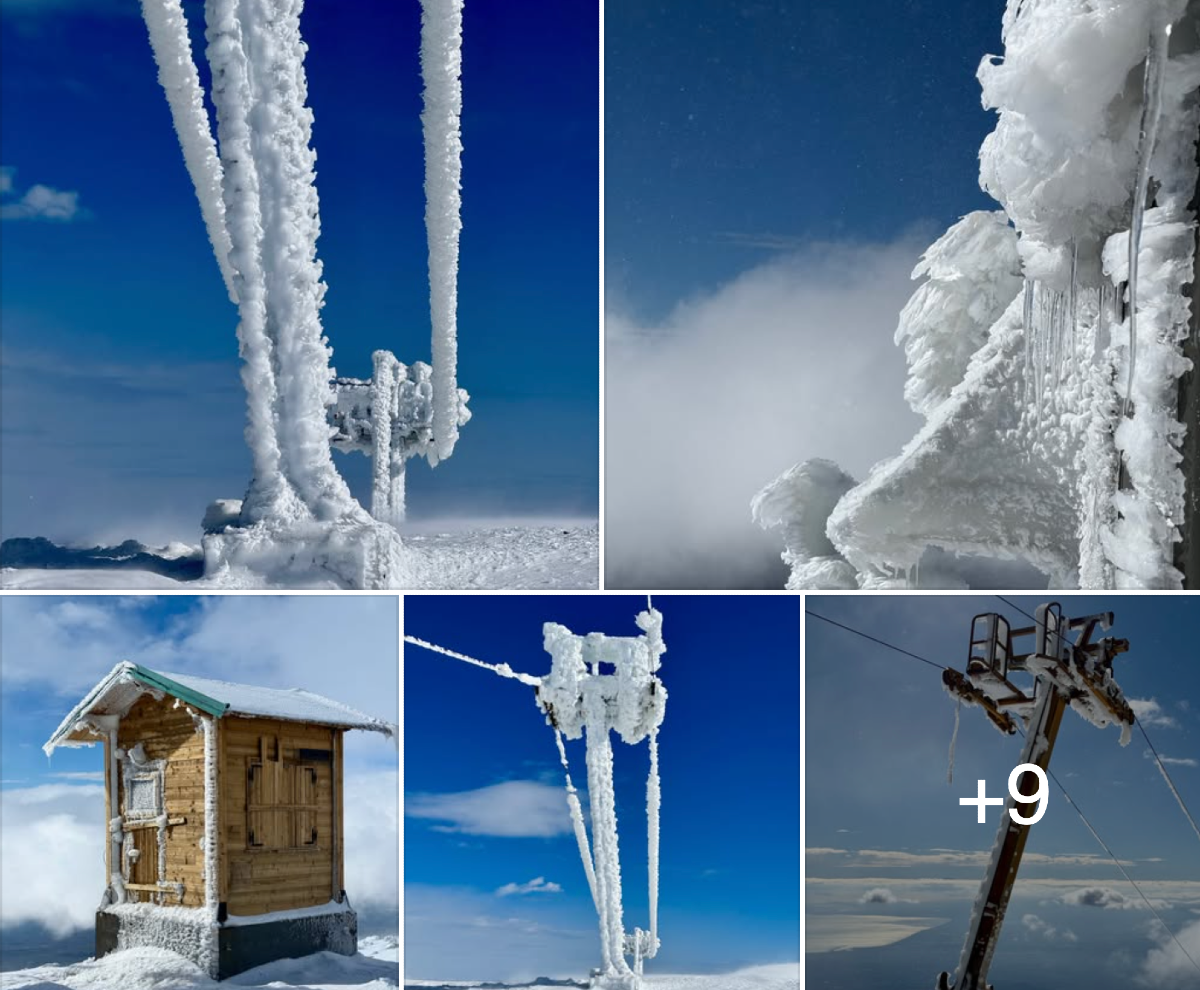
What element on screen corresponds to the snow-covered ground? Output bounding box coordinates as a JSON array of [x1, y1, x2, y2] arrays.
[[0, 522, 598, 590], [404, 966, 799, 990], [0, 936, 400, 990]]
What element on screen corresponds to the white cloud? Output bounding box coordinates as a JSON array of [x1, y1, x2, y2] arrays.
[[1139, 917, 1200, 986], [343, 769, 399, 913], [1059, 886, 1171, 911], [0, 784, 105, 936], [496, 877, 564, 897], [858, 887, 915, 905], [0, 168, 83, 222], [1021, 913, 1077, 942], [605, 237, 925, 587], [406, 780, 571, 838], [806, 846, 1138, 870], [1130, 698, 1179, 729], [1146, 751, 1198, 768], [1, 184, 81, 221]]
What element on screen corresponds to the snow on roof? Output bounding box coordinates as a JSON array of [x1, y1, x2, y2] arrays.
[[45, 661, 395, 754]]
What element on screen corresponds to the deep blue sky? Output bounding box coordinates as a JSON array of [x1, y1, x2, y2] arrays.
[[403, 594, 801, 981], [0, 0, 598, 544], [606, 0, 1008, 321], [805, 595, 1200, 989]]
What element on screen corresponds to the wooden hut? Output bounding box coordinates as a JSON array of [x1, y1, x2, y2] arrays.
[[44, 661, 395, 979]]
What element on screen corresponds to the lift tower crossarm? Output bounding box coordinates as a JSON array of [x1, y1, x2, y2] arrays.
[[937, 604, 1135, 990]]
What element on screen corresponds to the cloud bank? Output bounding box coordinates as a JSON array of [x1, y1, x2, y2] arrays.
[[606, 237, 925, 588], [406, 780, 571, 838]]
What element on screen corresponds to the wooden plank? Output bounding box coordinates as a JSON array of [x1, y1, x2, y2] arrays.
[[123, 817, 186, 830], [332, 728, 343, 898]]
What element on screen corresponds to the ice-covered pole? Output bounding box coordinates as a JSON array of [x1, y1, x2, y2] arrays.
[[140, 0, 237, 304], [419, 0, 464, 465], [204, 0, 285, 518]]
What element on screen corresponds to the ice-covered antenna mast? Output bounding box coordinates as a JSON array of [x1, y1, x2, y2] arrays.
[[138, 0, 470, 585], [936, 603, 1135, 990], [405, 605, 668, 990]]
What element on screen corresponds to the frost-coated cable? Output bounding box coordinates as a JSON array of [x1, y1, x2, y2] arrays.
[[403, 635, 541, 686]]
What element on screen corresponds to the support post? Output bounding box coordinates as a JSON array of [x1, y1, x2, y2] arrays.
[[945, 682, 1067, 990]]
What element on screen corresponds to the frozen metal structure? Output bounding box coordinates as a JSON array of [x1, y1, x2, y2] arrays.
[[137, 0, 467, 586], [937, 603, 1135, 990], [406, 605, 667, 989], [756, 0, 1200, 590]]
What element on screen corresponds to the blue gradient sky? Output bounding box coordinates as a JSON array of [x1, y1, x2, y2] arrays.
[[605, 0, 1008, 321], [805, 595, 1200, 989], [1, 1, 598, 545], [403, 594, 801, 981]]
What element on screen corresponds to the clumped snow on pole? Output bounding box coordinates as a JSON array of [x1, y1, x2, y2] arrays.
[[420, 0, 465, 465]]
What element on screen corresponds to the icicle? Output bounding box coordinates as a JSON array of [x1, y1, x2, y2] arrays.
[[1125, 19, 1171, 418], [1022, 279, 1035, 402], [947, 697, 961, 784], [420, 0, 465, 465]]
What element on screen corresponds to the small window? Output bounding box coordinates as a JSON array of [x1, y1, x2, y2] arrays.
[[247, 759, 320, 850], [126, 774, 161, 818]]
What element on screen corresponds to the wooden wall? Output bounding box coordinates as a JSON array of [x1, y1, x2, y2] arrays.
[[116, 693, 207, 907], [219, 717, 341, 917]]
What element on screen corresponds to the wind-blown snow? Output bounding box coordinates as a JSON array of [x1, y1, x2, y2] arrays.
[[420, 0, 465, 465]]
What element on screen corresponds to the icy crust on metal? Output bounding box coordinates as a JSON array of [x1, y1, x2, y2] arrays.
[[537, 611, 667, 746], [535, 609, 665, 989], [329, 353, 471, 526], [755, 0, 1200, 590], [137, 0, 469, 588]]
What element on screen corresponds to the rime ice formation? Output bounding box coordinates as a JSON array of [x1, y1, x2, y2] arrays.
[[537, 609, 666, 988], [406, 606, 667, 989], [137, 0, 469, 587], [756, 0, 1200, 590]]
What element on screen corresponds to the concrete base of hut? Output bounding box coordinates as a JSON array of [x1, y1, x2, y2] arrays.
[[96, 902, 358, 980]]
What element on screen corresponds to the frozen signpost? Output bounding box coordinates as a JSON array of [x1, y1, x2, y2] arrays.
[[137, 0, 469, 587], [406, 602, 668, 989]]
